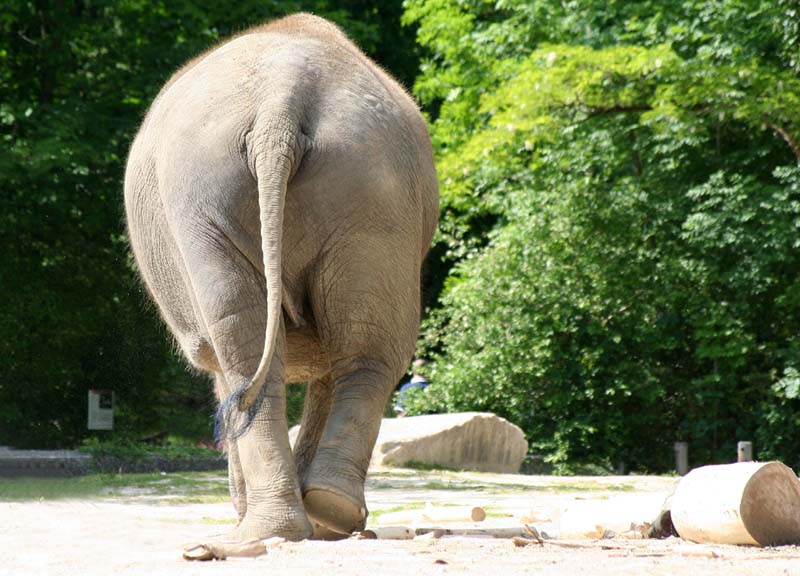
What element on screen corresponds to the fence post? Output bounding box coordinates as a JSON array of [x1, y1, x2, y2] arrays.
[[674, 442, 689, 476], [737, 441, 753, 462]]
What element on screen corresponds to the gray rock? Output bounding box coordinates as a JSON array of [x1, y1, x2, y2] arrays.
[[291, 412, 528, 473]]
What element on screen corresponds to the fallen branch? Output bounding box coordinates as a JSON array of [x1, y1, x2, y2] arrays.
[[523, 523, 545, 545], [182, 537, 284, 561]]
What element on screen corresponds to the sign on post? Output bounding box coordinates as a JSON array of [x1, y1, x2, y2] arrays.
[[88, 390, 114, 430]]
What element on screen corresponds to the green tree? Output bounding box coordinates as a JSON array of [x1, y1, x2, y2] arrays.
[[404, 0, 800, 471], [0, 0, 417, 448]]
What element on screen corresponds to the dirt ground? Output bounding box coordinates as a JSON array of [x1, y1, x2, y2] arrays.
[[2, 468, 799, 575]]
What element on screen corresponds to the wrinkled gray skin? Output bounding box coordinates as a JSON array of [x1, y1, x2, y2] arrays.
[[124, 13, 438, 542]]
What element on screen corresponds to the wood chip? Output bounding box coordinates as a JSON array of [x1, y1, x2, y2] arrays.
[[520, 513, 551, 524], [547, 540, 628, 550], [471, 507, 487, 522], [678, 549, 720, 559], [512, 536, 534, 547]]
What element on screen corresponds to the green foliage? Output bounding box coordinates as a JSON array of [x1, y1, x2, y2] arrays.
[[286, 383, 307, 427], [78, 436, 220, 461], [0, 1, 417, 448], [0, 470, 229, 502], [5, 0, 799, 474], [405, 0, 800, 472]]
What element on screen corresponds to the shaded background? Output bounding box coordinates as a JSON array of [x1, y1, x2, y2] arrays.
[[2, 0, 799, 474], [0, 0, 419, 448]]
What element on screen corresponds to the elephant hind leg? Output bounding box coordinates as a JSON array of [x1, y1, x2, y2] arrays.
[[214, 374, 247, 521], [183, 336, 220, 373], [302, 358, 398, 535], [125, 167, 220, 373], [302, 245, 420, 535], [293, 375, 333, 485], [169, 217, 311, 542], [292, 376, 348, 540]]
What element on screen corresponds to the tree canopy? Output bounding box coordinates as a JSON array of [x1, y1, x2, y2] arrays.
[[403, 0, 800, 472], [3, 1, 799, 473]]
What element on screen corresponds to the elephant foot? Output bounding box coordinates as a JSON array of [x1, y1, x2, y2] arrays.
[[310, 521, 351, 541], [183, 500, 311, 561], [303, 485, 367, 535], [231, 507, 312, 542]]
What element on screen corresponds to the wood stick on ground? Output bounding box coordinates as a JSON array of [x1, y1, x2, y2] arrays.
[[523, 523, 545, 545], [182, 537, 284, 561], [512, 537, 534, 547], [368, 526, 415, 540], [376, 506, 487, 525], [415, 526, 527, 538], [546, 541, 628, 550]]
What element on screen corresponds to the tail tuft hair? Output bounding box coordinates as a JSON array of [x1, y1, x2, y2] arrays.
[[214, 382, 267, 443]]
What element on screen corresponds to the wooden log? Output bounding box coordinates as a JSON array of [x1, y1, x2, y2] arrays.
[[367, 526, 415, 540], [375, 505, 486, 525], [558, 493, 667, 539], [417, 505, 484, 523], [670, 461, 800, 546]]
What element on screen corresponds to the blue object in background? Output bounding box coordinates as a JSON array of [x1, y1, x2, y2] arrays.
[[393, 374, 430, 415]]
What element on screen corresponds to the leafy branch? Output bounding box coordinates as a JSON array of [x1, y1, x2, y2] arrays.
[[765, 120, 800, 162]]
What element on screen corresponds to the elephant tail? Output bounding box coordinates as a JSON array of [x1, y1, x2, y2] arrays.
[[216, 112, 304, 440]]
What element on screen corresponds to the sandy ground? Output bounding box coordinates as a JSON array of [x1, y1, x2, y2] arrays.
[[2, 469, 799, 576]]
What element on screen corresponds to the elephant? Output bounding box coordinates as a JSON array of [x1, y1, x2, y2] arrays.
[[124, 13, 438, 542]]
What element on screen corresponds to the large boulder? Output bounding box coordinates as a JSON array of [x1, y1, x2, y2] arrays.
[[291, 412, 528, 473], [373, 412, 528, 473]]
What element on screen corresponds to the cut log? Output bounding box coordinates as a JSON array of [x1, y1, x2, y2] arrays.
[[670, 461, 800, 546]]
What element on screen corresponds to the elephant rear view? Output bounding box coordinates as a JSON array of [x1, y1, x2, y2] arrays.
[[124, 13, 438, 542]]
